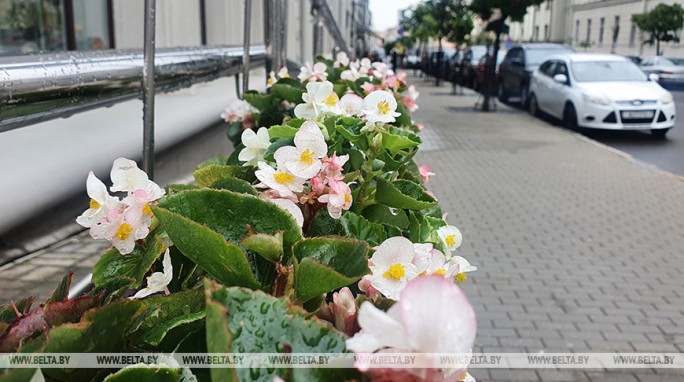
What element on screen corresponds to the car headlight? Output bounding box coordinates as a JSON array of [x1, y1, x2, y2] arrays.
[[660, 92, 674, 104], [582, 93, 612, 106]]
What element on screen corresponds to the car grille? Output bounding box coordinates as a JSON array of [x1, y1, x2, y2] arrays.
[[615, 100, 657, 106]]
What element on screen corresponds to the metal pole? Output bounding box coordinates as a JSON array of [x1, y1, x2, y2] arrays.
[[278, 0, 288, 69], [271, 0, 282, 71], [142, 0, 156, 179], [263, 0, 273, 81], [313, 9, 324, 58], [242, 0, 252, 95]]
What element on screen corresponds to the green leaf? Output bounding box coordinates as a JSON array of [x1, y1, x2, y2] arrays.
[[375, 178, 437, 210], [263, 137, 294, 163], [206, 281, 355, 382], [241, 232, 284, 262], [92, 234, 166, 288], [271, 82, 305, 103], [197, 155, 231, 169], [48, 273, 71, 303], [130, 288, 205, 349], [381, 130, 420, 152], [193, 165, 256, 187], [165, 184, 198, 196], [244, 91, 278, 112], [103, 366, 180, 382], [285, 118, 306, 128], [394, 100, 413, 126], [157, 189, 302, 254], [362, 204, 410, 229], [268, 124, 299, 139], [86, 276, 136, 304], [307, 209, 342, 237], [204, 280, 237, 382], [293, 237, 370, 302], [210, 177, 258, 195], [339, 212, 386, 246], [153, 207, 260, 290], [41, 300, 145, 381]]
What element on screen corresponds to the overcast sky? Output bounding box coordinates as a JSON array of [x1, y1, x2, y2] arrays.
[[369, 0, 422, 31]]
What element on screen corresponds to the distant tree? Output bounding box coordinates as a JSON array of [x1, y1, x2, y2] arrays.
[[633, 3, 684, 56], [469, 0, 545, 111], [400, 0, 473, 86]]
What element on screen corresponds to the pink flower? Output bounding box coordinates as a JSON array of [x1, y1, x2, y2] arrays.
[[321, 152, 349, 181], [361, 82, 377, 94], [419, 165, 435, 184], [220, 99, 257, 123], [417, 123, 424, 132], [402, 85, 420, 112], [317, 287, 359, 336], [318, 178, 353, 219], [339, 93, 364, 117], [347, 276, 477, 381], [297, 62, 328, 82], [310, 174, 326, 195]]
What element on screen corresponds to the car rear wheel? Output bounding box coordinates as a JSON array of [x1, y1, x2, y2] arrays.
[[498, 82, 508, 103], [529, 94, 540, 117], [563, 104, 579, 130], [651, 128, 670, 139], [520, 84, 529, 108]]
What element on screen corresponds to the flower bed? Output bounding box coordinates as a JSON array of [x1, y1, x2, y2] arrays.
[[0, 53, 477, 382]]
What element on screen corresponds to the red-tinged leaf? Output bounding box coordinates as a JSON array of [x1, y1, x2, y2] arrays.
[[43, 295, 102, 327], [48, 272, 73, 303], [0, 296, 35, 323], [0, 307, 48, 352]]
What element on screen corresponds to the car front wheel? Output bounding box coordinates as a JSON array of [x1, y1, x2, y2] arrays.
[[563, 104, 579, 130], [529, 94, 539, 117], [651, 128, 670, 139]]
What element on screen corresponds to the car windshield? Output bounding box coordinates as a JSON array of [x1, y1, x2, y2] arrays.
[[471, 47, 487, 61], [526, 48, 571, 65], [663, 58, 684, 66], [572, 61, 648, 82]]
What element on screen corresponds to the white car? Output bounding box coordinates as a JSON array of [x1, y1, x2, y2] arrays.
[[528, 53, 675, 138]]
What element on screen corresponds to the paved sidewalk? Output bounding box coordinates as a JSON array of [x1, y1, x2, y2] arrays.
[[1, 76, 683, 381], [413, 77, 684, 381]]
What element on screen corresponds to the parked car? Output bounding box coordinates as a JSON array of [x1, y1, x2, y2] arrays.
[[445, 50, 464, 84], [424, 49, 455, 80], [497, 43, 574, 106], [639, 56, 684, 87], [403, 53, 421, 69], [460, 45, 487, 88], [474, 50, 507, 93], [624, 55, 642, 65], [528, 53, 675, 138]]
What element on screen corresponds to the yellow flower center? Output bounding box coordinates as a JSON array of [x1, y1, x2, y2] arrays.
[[455, 272, 467, 284], [143, 204, 153, 216], [344, 193, 351, 204], [445, 234, 457, 247], [299, 149, 315, 165], [383, 263, 405, 280], [115, 223, 133, 241], [274, 171, 295, 184], [432, 268, 447, 277], [283, 73, 290, 78], [325, 93, 339, 106], [267, 78, 274, 85], [89, 199, 101, 210], [377, 100, 390, 115]]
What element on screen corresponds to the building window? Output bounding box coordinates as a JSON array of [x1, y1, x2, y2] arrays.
[[613, 16, 620, 48], [545, 1, 550, 10], [598, 17, 604, 46], [586, 18, 592, 44], [534, 26, 540, 41], [0, 0, 112, 56], [629, 22, 636, 47], [575, 20, 580, 44]]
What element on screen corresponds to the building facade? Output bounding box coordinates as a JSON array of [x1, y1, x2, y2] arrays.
[[508, 0, 684, 57]]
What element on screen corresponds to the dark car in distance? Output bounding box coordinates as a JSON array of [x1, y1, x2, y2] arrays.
[[497, 43, 574, 106], [460, 45, 488, 88]]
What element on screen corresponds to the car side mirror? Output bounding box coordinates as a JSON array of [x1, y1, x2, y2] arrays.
[[649, 73, 660, 82], [553, 74, 568, 84]]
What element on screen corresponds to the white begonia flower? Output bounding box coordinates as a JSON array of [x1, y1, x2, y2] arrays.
[[273, 121, 328, 179], [362, 90, 401, 124], [110, 158, 164, 201], [270, 198, 304, 227], [363, 236, 419, 300], [220, 99, 257, 122], [90, 209, 145, 255], [421, 249, 460, 278], [346, 275, 477, 381], [371, 62, 394, 79], [294, 81, 342, 120], [297, 62, 328, 82], [450, 256, 477, 284], [130, 248, 173, 299], [76, 171, 119, 228], [359, 58, 372, 76], [334, 51, 350, 68], [340, 65, 360, 81], [437, 225, 463, 252], [339, 93, 364, 117], [238, 127, 271, 166], [254, 161, 305, 199]]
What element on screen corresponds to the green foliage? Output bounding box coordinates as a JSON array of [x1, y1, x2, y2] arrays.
[[293, 237, 369, 303], [633, 3, 684, 55], [375, 177, 437, 210], [205, 281, 356, 381], [92, 234, 166, 288], [193, 165, 256, 187]]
